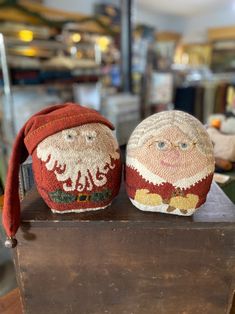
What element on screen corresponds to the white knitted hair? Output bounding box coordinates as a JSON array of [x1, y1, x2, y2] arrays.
[[127, 110, 214, 158]]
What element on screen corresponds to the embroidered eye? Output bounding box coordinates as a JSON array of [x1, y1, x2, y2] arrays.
[[62, 130, 77, 142], [179, 142, 189, 151], [65, 134, 75, 142], [156, 140, 169, 151], [83, 131, 97, 143], [86, 135, 94, 141]]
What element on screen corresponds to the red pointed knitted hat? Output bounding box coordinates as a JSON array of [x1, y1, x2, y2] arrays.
[[2, 103, 121, 248]]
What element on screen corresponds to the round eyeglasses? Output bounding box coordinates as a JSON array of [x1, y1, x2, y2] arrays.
[[150, 139, 197, 152]]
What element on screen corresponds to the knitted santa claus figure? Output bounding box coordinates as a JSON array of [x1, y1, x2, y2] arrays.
[[3, 103, 122, 248], [126, 110, 215, 216]]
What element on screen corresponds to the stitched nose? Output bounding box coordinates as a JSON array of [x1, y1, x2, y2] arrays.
[[165, 148, 180, 160]]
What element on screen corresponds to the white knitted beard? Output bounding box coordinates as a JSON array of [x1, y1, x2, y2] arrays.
[[37, 145, 119, 192]]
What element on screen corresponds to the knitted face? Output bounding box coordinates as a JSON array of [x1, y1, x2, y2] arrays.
[[2, 103, 123, 247], [126, 111, 215, 216], [130, 126, 209, 184], [33, 123, 121, 213]]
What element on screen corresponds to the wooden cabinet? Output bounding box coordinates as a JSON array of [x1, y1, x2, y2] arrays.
[[14, 182, 235, 314]]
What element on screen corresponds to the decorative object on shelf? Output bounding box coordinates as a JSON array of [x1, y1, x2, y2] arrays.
[[174, 43, 211, 67], [226, 85, 235, 114], [125, 110, 215, 216], [94, 4, 120, 27], [208, 113, 235, 135], [207, 127, 235, 162], [41, 53, 99, 70], [150, 72, 173, 104], [211, 40, 235, 73], [0, 22, 55, 40], [2, 103, 122, 247]]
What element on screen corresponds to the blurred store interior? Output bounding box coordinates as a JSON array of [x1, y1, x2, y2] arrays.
[[1, 0, 235, 305]]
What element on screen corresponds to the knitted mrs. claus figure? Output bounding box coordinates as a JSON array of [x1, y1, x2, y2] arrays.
[[3, 104, 122, 247], [126, 111, 215, 216]]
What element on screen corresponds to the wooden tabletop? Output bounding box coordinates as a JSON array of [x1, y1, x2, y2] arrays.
[[21, 182, 235, 225]]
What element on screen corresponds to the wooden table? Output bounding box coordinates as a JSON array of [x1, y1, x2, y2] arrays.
[[14, 182, 235, 314]]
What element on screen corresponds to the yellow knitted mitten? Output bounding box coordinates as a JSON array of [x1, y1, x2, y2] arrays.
[[134, 189, 163, 206]]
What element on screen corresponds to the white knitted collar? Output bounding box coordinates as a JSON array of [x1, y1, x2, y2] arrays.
[[126, 156, 213, 189]]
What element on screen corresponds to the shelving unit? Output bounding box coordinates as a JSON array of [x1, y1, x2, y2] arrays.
[[0, 2, 120, 188]]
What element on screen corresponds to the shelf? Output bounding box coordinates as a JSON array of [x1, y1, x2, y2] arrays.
[[208, 26, 235, 42], [0, 0, 115, 34]]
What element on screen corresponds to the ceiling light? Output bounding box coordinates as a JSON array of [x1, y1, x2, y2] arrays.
[[72, 33, 81, 43], [19, 30, 34, 42], [96, 36, 110, 52]]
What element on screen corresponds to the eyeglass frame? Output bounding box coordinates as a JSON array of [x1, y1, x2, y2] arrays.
[[149, 138, 198, 152]]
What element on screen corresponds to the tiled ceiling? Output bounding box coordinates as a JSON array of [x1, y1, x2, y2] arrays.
[[136, 0, 232, 16]]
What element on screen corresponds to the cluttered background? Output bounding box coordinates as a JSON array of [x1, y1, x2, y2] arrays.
[[0, 0, 235, 306]]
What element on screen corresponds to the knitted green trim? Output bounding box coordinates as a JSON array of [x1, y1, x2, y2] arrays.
[[49, 188, 112, 204], [49, 190, 77, 203]]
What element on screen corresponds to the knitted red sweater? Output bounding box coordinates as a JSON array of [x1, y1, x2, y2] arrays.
[[33, 155, 122, 212], [126, 165, 213, 209]]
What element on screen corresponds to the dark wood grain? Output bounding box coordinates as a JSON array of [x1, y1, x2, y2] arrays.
[[14, 181, 235, 314], [21, 182, 235, 224]]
